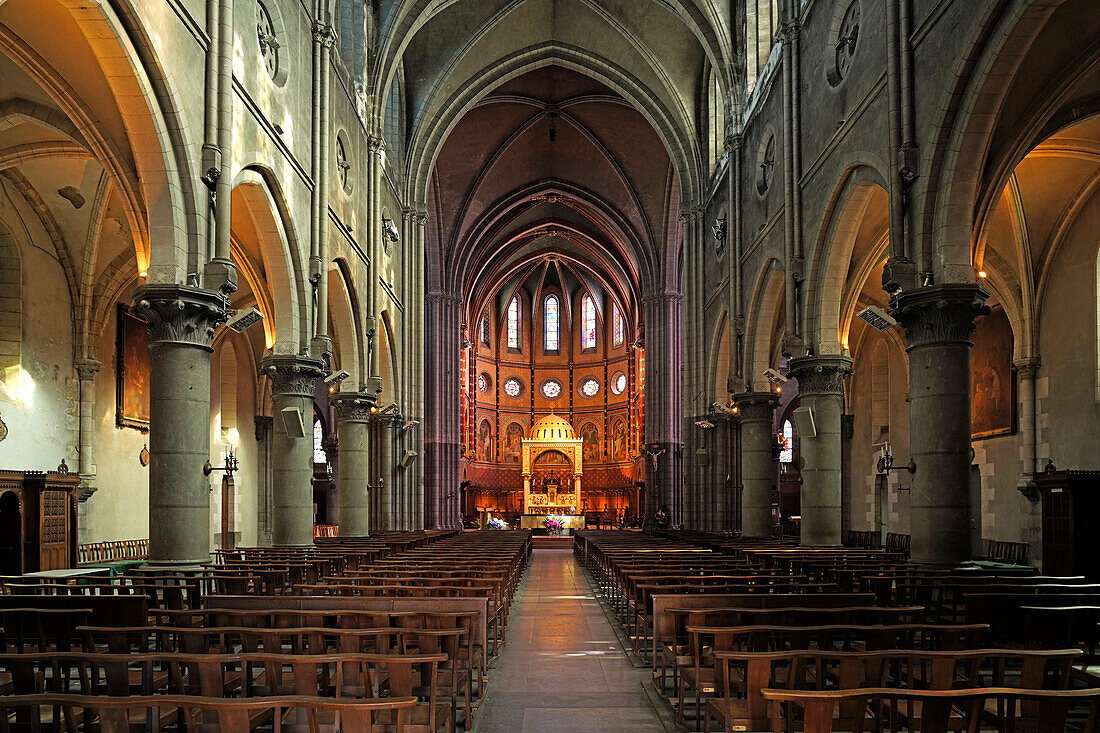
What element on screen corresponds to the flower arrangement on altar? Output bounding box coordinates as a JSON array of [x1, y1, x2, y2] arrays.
[[543, 517, 564, 532], [485, 517, 508, 530]]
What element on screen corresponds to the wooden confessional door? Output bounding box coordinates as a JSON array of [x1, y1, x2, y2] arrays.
[[39, 489, 71, 571]]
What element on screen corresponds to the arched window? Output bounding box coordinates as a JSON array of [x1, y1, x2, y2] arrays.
[[708, 70, 725, 169], [313, 417, 327, 465], [544, 294, 560, 352], [479, 313, 489, 345], [746, 0, 779, 92], [582, 295, 597, 350], [507, 297, 520, 349], [613, 303, 625, 347], [779, 419, 793, 463]]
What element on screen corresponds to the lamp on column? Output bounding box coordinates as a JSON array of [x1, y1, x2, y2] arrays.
[[204, 427, 240, 477], [876, 442, 915, 487]]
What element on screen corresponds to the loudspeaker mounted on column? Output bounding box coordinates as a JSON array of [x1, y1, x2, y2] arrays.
[[792, 406, 816, 438], [280, 406, 306, 438], [400, 449, 418, 468]]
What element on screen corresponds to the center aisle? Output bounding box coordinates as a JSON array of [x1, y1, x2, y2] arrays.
[[475, 548, 669, 733]]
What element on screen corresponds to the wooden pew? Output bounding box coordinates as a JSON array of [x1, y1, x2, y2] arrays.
[[759, 687, 1100, 733]]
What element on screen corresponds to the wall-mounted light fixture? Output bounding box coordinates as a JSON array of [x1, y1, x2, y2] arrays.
[[204, 428, 240, 477]]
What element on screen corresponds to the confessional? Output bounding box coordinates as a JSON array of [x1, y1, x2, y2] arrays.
[[1032, 469, 1100, 578], [0, 469, 80, 573]]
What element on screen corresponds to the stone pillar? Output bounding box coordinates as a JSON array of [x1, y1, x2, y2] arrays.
[[378, 414, 396, 530], [425, 292, 462, 529], [788, 355, 853, 546], [74, 358, 101, 503], [131, 285, 227, 566], [892, 284, 989, 565], [734, 392, 778, 537], [643, 293, 684, 527], [332, 392, 374, 537], [261, 354, 324, 546]]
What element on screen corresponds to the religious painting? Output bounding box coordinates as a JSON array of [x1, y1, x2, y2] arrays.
[[504, 422, 524, 463], [580, 422, 600, 462], [611, 417, 628, 462], [477, 419, 494, 461], [971, 306, 1014, 439], [115, 305, 150, 432]]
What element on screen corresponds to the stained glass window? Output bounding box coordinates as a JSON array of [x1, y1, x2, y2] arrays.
[[544, 294, 559, 351], [611, 372, 627, 395], [582, 295, 597, 350], [504, 378, 522, 397], [479, 314, 489, 345], [313, 419, 326, 464], [507, 297, 519, 349], [542, 380, 562, 399], [613, 303, 624, 346], [580, 378, 599, 397], [779, 419, 793, 463], [477, 373, 489, 393]]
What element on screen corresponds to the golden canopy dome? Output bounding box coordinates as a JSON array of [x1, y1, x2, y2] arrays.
[[530, 414, 577, 441]]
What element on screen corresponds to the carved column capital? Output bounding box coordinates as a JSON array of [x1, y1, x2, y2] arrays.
[[260, 354, 325, 397], [1013, 357, 1041, 380], [131, 285, 228, 350], [788, 354, 853, 396], [332, 392, 377, 424], [890, 284, 991, 350], [367, 135, 385, 155], [75, 358, 101, 381], [312, 20, 336, 47], [733, 392, 779, 422]]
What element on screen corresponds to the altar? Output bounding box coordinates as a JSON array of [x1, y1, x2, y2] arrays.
[[519, 514, 586, 531], [522, 414, 584, 515]]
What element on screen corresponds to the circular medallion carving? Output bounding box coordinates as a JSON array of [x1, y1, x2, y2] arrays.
[[255, 0, 288, 86], [756, 131, 776, 195], [828, 0, 860, 87]]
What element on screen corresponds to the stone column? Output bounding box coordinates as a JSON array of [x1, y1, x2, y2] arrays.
[[131, 285, 227, 566], [788, 355, 853, 546], [425, 291, 462, 529], [74, 358, 101, 502], [261, 354, 324, 546], [734, 392, 778, 537], [892, 284, 989, 565], [332, 392, 374, 537], [378, 414, 396, 530]]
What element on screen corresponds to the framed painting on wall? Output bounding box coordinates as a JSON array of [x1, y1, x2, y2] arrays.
[[971, 305, 1015, 439], [116, 304, 150, 432]]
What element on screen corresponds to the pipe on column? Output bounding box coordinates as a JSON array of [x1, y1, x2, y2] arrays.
[[312, 6, 335, 349], [779, 19, 797, 340], [212, 0, 234, 279], [885, 0, 906, 262], [201, 0, 220, 265]]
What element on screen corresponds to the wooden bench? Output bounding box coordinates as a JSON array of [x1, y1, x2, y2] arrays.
[[702, 648, 1081, 732], [759, 687, 1100, 733], [0, 693, 418, 733]]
